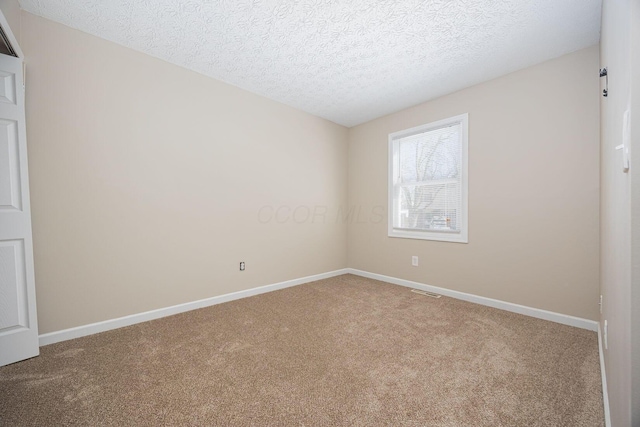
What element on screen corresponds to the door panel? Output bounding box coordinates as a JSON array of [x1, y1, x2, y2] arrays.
[[0, 239, 27, 330], [0, 70, 16, 104], [0, 53, 38, 366], [0, 119, 21, 210]]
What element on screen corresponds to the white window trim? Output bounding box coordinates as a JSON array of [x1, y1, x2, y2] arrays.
[[388, 113, 469, 243]]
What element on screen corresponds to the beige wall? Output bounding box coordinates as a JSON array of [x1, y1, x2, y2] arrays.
[[20, 12, 348, 334], [0, 0, 20, 44], [600, 0, 639, 425], [348, 45, 601, 321]]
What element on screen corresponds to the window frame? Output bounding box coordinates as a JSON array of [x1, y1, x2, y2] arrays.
[[388, 113, 469, 243]]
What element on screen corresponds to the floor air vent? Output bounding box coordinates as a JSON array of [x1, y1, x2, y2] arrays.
[[411, 289, 442, 298]]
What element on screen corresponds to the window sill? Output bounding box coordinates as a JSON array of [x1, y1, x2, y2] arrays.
[[388, 228, 468, 243]]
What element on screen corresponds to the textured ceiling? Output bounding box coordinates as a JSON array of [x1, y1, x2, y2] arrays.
[[19, 0, 602, 127]]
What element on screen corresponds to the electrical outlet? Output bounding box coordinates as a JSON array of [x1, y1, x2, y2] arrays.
[[239, 262, 245, 271], [412, 256, 419, 267], [604, 320, 608, 350]]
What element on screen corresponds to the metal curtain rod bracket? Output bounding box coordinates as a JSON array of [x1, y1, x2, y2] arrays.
[[600, 67, 608, 97]]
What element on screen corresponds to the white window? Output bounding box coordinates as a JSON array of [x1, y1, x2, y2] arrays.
[[388, 114, 468, 243]]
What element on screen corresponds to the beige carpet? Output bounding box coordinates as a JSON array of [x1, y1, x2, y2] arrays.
[[0, 274, 604, 426]]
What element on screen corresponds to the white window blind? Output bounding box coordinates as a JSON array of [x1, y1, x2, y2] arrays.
[[388, 114, 468, 243]]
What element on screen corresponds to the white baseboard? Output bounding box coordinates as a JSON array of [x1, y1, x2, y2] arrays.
[[346, 268, 598, 331], [598, 323, 612, 427], [40, 267, 599, 347], [38, 268, 349, 346]]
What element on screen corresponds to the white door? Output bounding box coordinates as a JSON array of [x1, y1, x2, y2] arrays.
[[0, 53, 38, 366]]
